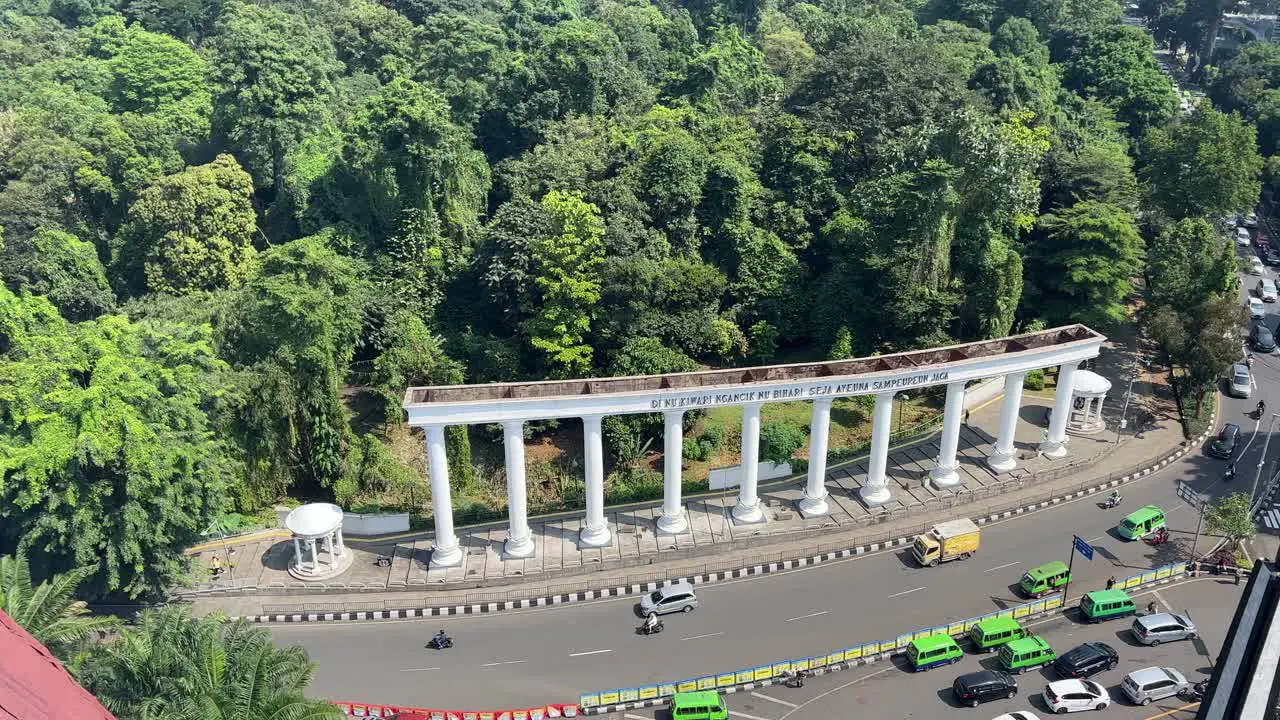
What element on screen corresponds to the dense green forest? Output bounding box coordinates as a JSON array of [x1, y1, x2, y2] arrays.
[[0, 0, 1266, 598]]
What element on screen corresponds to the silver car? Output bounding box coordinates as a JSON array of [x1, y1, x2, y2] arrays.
[[639, 581, 698, 616], [1121, 667, 1188, 705], [1131, 612, 1197, 646], [1229, 363, 1252, 398]]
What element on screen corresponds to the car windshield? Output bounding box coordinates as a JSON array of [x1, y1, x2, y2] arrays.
[[1236, 369, 1250, 383], [649, 590, 663, 602], [1085, 680, 1103, 695]]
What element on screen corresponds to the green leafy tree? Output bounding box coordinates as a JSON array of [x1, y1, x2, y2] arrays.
[[759, 420, 805, 464], [1211, 41, 1280, 155], [1205, 492, 1257, 544], [77, 606, 341, 720], [106, 24, 209, 116], [0, 551, 116, 659], [223, 233, 369, 502], [209, 2, 340, 194], [116, 154, 258, 295], [0, 227, 116, 321], [1027, 200, 1144, 326], [521, 191, 606, 378], [1145, 296, 1244, 415], [1146, 217, 1235, 311], [1141, 108, 1263, 219], [1061, 25, 1178, 137], [0, 287, 236, 598]]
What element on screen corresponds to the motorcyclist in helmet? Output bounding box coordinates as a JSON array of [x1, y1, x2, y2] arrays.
[[644, 613, 658, 633], [433, 629, 450, 647]]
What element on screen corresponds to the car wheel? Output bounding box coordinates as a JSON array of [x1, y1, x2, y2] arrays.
[[1187, 632, 1197, 640], [969, 699, 979, 708], [960, 552, 972, 561], [1056, 708, 1068, 715], [1108, 661, 1117, 671], [1151, 639, 1161, 647], [1142, 697, 1152, 706], [1006, 690, 1016, 700], [1095, 704, 1106, 711], [682, 605, 693, 613]]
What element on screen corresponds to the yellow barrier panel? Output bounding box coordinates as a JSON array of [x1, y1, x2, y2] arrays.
[[715, 674, 735, 688], [843, 647, 862, 662], [599, 692, 620, 705], [698, 677, 717, 691], [1141, 572, 1157, 584], [793, 659, 810, 672], [735, 670, 753, 684], [579, 695, 599, 708], [1155, 567, 1171, 579], [1170, 563, 1187, 575], [896, 634, 913, 648], [809, 656, 827, 668], [677, 680, 697, 693], [753, 666, 772, 681], [773, 662, 793, 676], [639, 687, 658, 701], [1046, 596, 1063, 609], [659, 683, 676, 697], [879, 640, 897, 653], [862, 643, 879, 657], [914, 628, 934, 641], [1030, 601, 1046, 614], [827, 652, 843, 666], [948, 622, 967, 635], [1013, 605, 1030, 618], [620, 689, 639, 702]]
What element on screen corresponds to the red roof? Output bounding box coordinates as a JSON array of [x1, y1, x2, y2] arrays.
[[0, 608, 116, 720]]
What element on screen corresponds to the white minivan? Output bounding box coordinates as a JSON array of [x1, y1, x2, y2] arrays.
[[1260, 277, 1278, 302]]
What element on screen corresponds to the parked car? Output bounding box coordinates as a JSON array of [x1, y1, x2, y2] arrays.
[[1246, 212, 1259, 228], [1250, 296, 1267, 319], [1229, 363, 1252, 398], [1122, 667, 1189, 706], [1131, 612, 1198, 646], [1250, 256, 1267, 275], [1208, 423, 1241, 459], [1260, 277, 1278, 301], [1251, 322, 1276, 352], [1052, 642, 1119, 679], [639, 581, 698, 616], [1239, 226, 1254, 245], [1266, 249, 1280, 266], [952, 670, 1017, 708], [1044, 679, 1111, 713]]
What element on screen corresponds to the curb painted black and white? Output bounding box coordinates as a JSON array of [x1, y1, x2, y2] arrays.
[[581, 569, 1201, 716], [238, 417, 1215, 625]]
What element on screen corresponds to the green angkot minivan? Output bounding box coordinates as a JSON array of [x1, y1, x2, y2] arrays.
[[1117, 505, 1167, 540], [998, 636, 1056, 674], [1019, 561, 1071, 597], [906, 633, 964, 671], [968, 617, 1028, 652], [1080, 589, 1137, 623]]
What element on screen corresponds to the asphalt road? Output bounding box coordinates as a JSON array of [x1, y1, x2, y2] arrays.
[[624, 577, 1242, 720], [272, 243, 1277, 711]]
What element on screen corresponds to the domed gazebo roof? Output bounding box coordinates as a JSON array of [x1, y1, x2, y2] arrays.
[[284, 503, 343, 539], [1072, 369, 1112, 398]]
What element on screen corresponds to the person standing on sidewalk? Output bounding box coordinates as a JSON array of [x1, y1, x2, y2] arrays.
[[1106, 576, 1115, 590]]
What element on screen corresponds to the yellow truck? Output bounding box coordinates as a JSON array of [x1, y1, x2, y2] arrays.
[[912, 518, 980, 567]]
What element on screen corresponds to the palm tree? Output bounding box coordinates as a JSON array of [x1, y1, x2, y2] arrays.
[[79, 606, 341, 720], [0, 551, 117, 658]]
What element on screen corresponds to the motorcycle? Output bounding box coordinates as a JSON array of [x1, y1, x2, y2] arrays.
[[1178, 679, 1209, 702], [427, 634, 453, 650], [1102, 494, 1123, 509], [637, 620, 665, 636], [374, 555, 392, 568], [1146, 529, 1171, 546]]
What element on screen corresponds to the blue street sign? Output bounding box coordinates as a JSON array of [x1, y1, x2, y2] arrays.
[[1073, 535, 1095, 561]]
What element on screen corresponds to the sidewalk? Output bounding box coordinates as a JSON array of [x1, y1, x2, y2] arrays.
[[181, 328, 1193, 618]]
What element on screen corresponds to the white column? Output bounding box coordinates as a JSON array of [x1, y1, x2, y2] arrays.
[[930, 381, 967, 489], [502, 421, 535, 558], [308, 538, 318, 570], [1040, 362, 1079, 458], [334, 528, 344, 556], [799, 398, 832, 518], [325, 532, 335, 566], [580, 415, 612, 547], [988, 372, 1028, 472], [859, 392, 897, 506], [733, 403, 766, 523], [293, 537, 302, 570], [658, 410, 689, 534], [426, 425, 463, 566]]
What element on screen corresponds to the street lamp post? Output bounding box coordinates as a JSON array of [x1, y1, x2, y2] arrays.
[[1113, 372, 1138, 448]]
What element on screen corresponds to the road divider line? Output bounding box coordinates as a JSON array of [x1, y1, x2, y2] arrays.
[[887, 586, 926, 598], [681, 631, 724, 641], [479, 660, 525, 667], [1087, 535, 1106, 542], [750, 691, 797, 708], [397, 667, 440, 672], [728, 711, 773, 720], [623, 714, 651, 720], [569, 649, 612, 657], [985, 561, 1020, 573], [784, 610, 828, 622]]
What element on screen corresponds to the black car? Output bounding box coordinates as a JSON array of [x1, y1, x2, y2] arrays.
[[952, 670, 1017, 708], [1251, 323, 1276, 353], [1208, 423, 1242, 459], [1266, 250, 1280, 266], [1052, 641, 1119, 679]]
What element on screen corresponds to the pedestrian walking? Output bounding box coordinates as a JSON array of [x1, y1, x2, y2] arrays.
[[210, 555, 222, 577], [963, 409, 970, 426], [1106, 575, 1115, 590]]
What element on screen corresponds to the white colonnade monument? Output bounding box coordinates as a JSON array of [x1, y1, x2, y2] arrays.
[[403, 325, 1105, 566]]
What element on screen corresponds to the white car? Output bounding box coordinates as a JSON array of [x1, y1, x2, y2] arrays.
[[1044, 679, 1110, 713], [1251, 257, 1267, 275], [1239, 226, 1254, 245], [1251, 296, 1267, 319], [1246, 212, 1259, 228]]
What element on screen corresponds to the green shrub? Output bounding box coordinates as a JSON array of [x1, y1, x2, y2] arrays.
[[698, 424, 725, 449], [760, 420, 806, 464], [1024, 369, 1046, 390]]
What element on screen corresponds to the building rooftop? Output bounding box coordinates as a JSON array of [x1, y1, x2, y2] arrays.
[[0, 608, 116, 720]]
